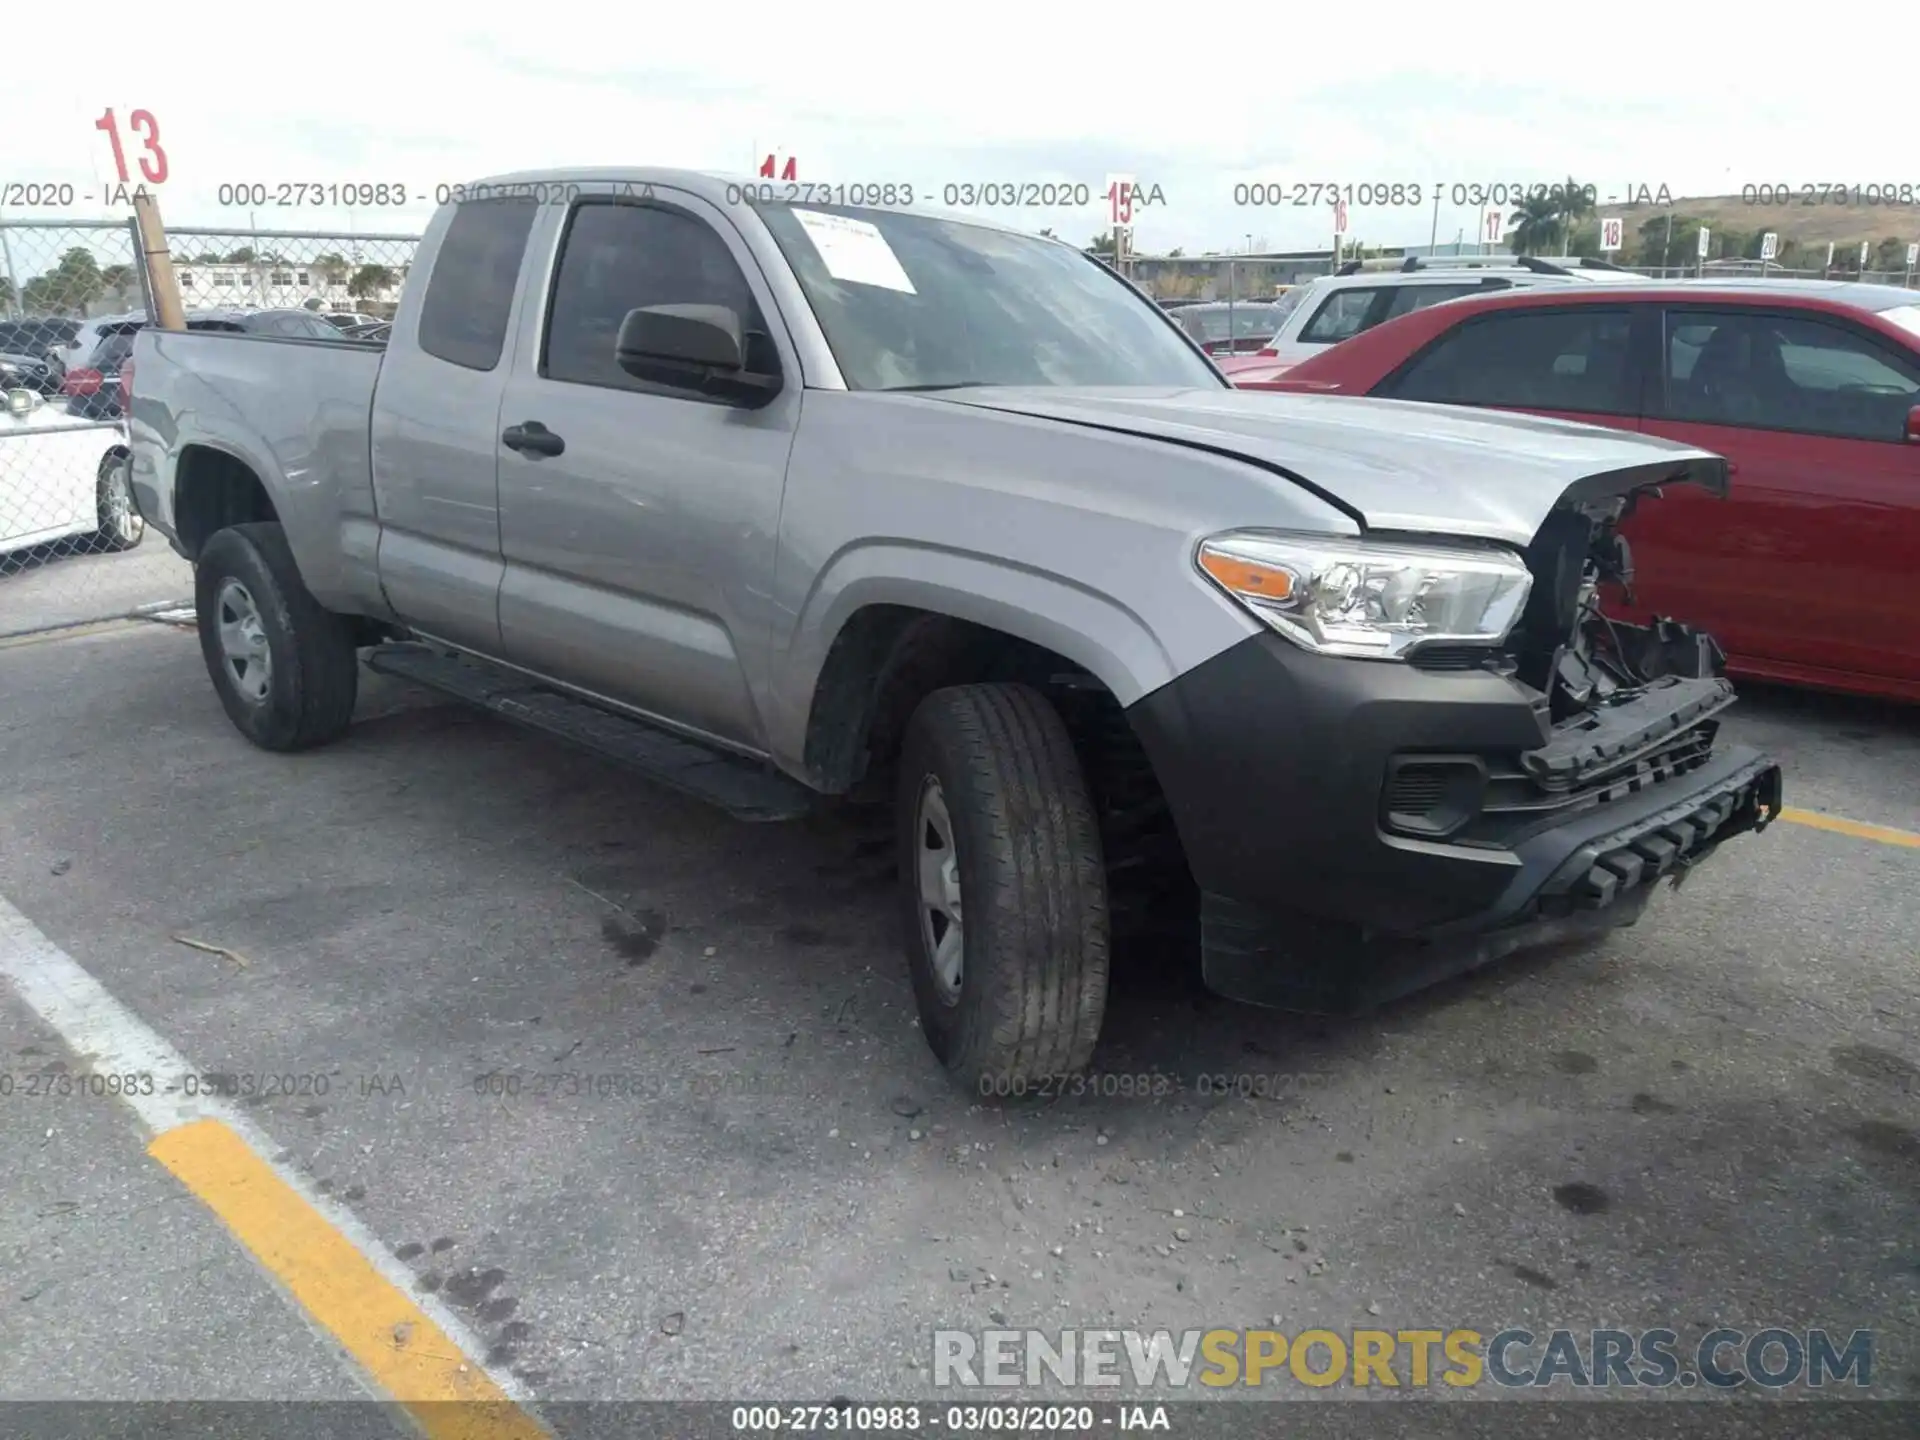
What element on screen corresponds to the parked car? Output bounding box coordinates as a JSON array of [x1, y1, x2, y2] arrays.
[[0, 318, 82, 396], [0, 388, 141, 557], [128, 169, 1781, 1089], [1169, 300, 1287, 355], [62, 309, 346, 420], [0, 353, 56, 396], [1248, 278, 1920, 703], [1239, 254, 1646, 370], [342, 321, 392, 341], [46, 312, 149, 387], [322, 311, 382, 330]]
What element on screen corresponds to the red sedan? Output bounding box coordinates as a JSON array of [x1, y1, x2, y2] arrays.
[[1240, 280, 1920, 703]]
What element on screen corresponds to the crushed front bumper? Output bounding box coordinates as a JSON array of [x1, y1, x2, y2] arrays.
[[1126, 633, 1782, 1014]]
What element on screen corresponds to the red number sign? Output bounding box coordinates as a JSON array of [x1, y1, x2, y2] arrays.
[[95, 108, 169, 184], [758, 153, 797, 181]]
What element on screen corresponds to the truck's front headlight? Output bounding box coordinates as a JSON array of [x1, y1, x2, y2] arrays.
[[1196, 530, 1533, 660]]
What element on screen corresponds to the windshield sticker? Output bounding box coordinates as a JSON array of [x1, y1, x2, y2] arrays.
[[791, 209, 917, 294]]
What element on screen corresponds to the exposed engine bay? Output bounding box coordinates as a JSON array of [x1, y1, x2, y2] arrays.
[[1512, 488, 1728, 723]]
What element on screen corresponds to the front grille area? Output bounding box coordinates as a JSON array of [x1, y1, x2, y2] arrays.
[[1478, 720, 1719, 830], [1381, 708, 1724, 844]]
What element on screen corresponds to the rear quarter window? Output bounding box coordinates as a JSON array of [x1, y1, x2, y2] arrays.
[[418, 196, 540, 371]]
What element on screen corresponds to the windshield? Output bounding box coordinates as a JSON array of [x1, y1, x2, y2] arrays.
[[756, 205, 1223, 390], [1265, 287, 1309, 326]]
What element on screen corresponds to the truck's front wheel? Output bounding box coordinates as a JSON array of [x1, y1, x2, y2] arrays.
[[194, 522, 358, 752], [897, 684, 1110, 1094]]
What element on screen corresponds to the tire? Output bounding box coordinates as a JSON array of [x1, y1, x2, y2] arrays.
[[90, 451, 144, 553], [194, 522, 359, 751], [896, 683, 1110, 1094]]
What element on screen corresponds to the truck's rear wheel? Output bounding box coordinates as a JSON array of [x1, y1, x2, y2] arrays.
[[897, 683, 1110, 1094], [195, 522, 358, 752]]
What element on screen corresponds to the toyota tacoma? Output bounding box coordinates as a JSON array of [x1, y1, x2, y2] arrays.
[[126, 169, 1783, 1089]]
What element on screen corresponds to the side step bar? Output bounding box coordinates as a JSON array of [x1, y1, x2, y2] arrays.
[[363, 643, 816, 822]]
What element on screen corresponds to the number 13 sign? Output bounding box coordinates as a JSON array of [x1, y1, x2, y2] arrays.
[[95, 108, 169, 184]]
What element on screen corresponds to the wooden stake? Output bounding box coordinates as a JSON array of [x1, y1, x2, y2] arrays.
[[131, 192, 186, 330]]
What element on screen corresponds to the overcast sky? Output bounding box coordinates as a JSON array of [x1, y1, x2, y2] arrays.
[[8, 6, 1916, 255]]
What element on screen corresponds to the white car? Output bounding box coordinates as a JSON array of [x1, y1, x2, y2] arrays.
[[0, 389, 142, 558], [1235, 254, 1647, 370]]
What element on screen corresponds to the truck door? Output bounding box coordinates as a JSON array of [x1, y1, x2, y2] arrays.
[[369, 194, 539, 653], [492, 188, 801, 751]]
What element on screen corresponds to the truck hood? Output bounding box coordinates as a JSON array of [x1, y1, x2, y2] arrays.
[[934, 386, 1727, 547]]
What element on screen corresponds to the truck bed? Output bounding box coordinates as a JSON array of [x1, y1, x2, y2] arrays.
[[127, 328, 386, 611]]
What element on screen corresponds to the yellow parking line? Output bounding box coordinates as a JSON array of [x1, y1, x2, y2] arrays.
[[149, 1118, 548, 1440], [1779, 807, 1920, 850]]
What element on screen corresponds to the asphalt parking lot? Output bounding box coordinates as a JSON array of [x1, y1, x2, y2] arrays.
[[0, 540, 191, 638], [2, 619, 1918, 1426]]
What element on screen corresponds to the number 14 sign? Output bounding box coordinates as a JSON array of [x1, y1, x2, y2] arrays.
[[757, 147, 797, 181]]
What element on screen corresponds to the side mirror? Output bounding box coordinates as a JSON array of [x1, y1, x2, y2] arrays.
[[615, 305, 781, 405], [1906, 404, 1920, 444]]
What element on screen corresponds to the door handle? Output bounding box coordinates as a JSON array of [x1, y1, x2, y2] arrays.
[[502, 421, 565, 457]]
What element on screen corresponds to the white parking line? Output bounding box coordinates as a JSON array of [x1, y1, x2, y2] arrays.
[[0, 893, 548, 1437]]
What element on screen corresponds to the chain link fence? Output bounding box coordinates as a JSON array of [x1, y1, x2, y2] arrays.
[[0, 218, 418, 639], [165, 225, 418, 322], [1636, 264, 1920, 285]]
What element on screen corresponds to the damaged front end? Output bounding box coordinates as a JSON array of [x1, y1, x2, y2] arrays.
[[1509, 481, 1727, 722], [1387, 462, 1781, 898]]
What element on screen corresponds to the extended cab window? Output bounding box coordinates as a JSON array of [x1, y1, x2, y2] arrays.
[[419, 197, 538, 371], [1661, 309, 1920, 441], [1384, 307, 1634, 414], [543, 201, 770, 392]]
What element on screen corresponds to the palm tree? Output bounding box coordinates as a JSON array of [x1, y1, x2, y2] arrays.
[[1554, 176, 1594, 257], [1507, 194, 1560, 256], [347, 263, 397, 301]]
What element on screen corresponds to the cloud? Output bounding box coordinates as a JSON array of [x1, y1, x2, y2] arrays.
[[6, 7, 1912, 254]]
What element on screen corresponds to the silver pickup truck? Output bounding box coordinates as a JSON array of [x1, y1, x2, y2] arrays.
[[128, 169, 1782, 1090]]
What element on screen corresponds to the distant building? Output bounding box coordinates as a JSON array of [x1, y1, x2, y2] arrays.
[[170, 259, 410, 311]]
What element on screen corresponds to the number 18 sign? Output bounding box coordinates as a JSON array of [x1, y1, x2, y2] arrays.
[[1599, 217, 1623, 252]]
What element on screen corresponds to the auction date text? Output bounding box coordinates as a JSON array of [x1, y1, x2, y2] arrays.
[[1743, 183, 1920, 206]]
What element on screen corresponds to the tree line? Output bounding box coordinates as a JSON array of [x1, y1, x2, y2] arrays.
[[1, 246, 400, 315]]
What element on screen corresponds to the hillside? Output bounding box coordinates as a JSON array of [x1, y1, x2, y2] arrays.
[[1612, 192, 1920, 265]]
